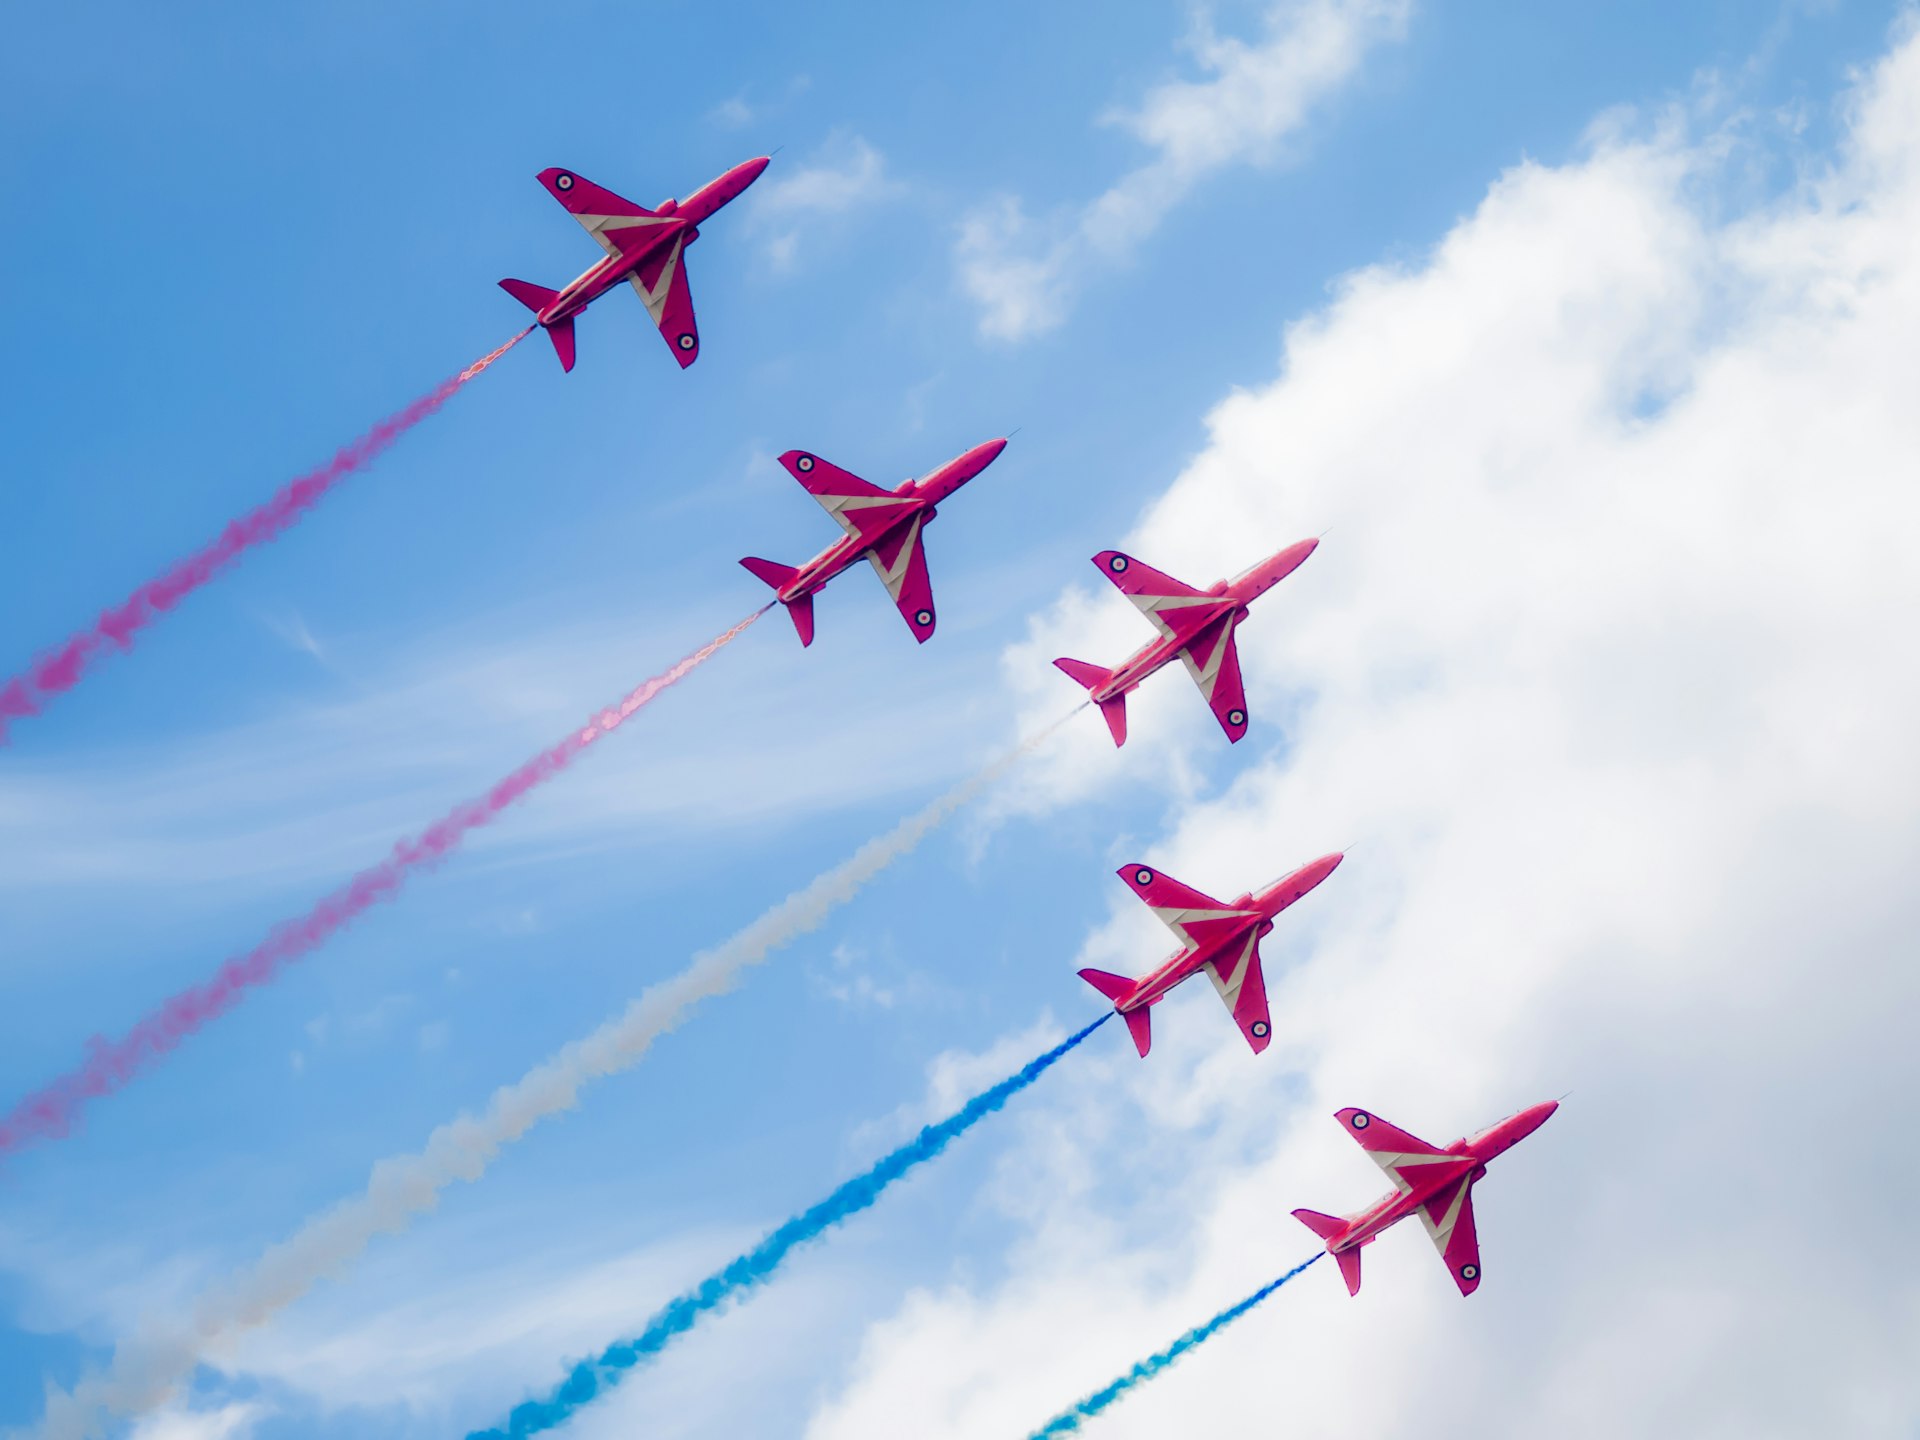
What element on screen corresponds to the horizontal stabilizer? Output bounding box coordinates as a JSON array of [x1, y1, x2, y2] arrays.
[[1078, 969, 1150, 1056], [739, 557, 799, 593], [1077, 968, 1132, 1003], [545, 317, 576, 373], [498, 281, 576, 373], [785, 593, 816, 647], [1335, 1246, 1363, 1296], [739, 558, 812, 646], [1291, 1207, 1345, 1241], [1097, 695, 1128, 747], [1053, 657, 1109, 690], [498, 278, 559, 314]]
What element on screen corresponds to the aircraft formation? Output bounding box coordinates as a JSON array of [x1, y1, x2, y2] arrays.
[[0, 154, 1559, 1435]]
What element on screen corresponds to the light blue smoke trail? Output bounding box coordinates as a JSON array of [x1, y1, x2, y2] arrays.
[[1026, 1252, 1325, 1437], [469, 1013, 1112, 1440]]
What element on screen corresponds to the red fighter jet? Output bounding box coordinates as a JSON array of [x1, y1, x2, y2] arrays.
[[1078, 852, 1343, 1058], [499, 157, 770, 372], [1292, 1101, 1559, 1297], [1054, 539, 1317, 747], [740, 439, 1007, 646]]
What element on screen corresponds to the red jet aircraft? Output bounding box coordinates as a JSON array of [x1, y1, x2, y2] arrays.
[[500, 157, 769, 372], [1054, 539, 1317, 746], [740, 439, 1007, 646], [1078, 851, 1342, 1058], [1292, 1101, 1559, 1297]]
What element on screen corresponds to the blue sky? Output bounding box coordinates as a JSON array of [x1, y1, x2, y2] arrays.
[[3, 3, 1917, 1437]]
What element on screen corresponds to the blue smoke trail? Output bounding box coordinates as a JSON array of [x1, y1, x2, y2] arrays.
[[1026, 1252, 1324, 1437], [469, 1013, 1112, 1440]]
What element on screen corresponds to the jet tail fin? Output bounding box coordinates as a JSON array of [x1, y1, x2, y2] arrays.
[[499, 280, 575, 372], [1291, 1210, 1363, 1295], [739, 559, 813, 646], [1078, 969, 1150, 1056], [1054, 660, 1128, 745]]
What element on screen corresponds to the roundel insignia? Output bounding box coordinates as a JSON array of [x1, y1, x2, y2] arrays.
[[1350, 1112, 1371, 1129], [1460, 1264, 1479, 1280], [555, 173, 574, 191], [1227, 708, 1247, 727], [1250, 1021, 1270, 1038], [1133, 867, 1154, 886], [1109, 555, 1129, 572], [796, 455, 815, 472], [677, 333, 696, 351], [914, 609, 933, 626]]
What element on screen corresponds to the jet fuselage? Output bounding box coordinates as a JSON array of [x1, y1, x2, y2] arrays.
[[1083, 538, 1319, 705], [772, 438, 1007, 604], [533, 157, 769, 327], [1114, 850, 1344, 1013], [1324, 1101, 1559, 1254]]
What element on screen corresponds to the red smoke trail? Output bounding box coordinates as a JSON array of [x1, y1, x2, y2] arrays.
[[0, 607, 766, 1157], [0, 329, 533, 743]]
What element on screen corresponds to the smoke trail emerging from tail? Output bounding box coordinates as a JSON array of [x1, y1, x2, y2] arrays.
[[32, 715, 1074, 1440], [474, 1014, 1112, 1440], [1026, 1254, 1325, 1437], [0, 608, 762, 1158], [0, 329, 530, 742]]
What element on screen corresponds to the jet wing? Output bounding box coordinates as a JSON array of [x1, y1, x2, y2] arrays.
[[1091, 550, 1232, 641], [1333, 1108, 1476, 1195], [629, 233, 701, 368], [1179, 619, 1249, 743], [866, 516, 937, 643], [536, 168, 675, 257], [1118, 864, 1257, 951], [1418, 1176, 1484, 1296], [778, 451, 921, 542], [1202, 933, 1273, 1053]]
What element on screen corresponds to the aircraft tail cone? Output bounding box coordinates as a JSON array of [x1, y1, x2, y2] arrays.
[[739, 559, 813, 645], [1052, 661, 1126, 745], [498, 280, 574, 371], [1077, 970, 1149, 1056]]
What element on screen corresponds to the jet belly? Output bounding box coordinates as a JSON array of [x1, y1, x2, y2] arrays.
[[788, 503, 928, 600], [1127, 927, 1252, 1010], [547, 225, 675, 323], [787, 535, 866, 599], [1099, 633, 1184, 702]]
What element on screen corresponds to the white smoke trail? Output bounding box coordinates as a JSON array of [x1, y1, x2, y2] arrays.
[[35, 713, 1077, 1440]]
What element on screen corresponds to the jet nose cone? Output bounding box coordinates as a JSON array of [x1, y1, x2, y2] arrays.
[[978, 437, 1010, 464], [1510, 1100, 1559, 1142], [738, 155, 773, 185]]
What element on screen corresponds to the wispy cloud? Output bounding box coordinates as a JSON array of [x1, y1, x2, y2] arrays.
[[0, 604, 995, 902], [752, 133, 899, 270], [957, 0, 1411, 340]]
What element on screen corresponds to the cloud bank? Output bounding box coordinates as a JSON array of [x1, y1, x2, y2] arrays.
[[816, 20, 1920, 1439]]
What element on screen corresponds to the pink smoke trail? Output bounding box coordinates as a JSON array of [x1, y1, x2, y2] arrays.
[[0, 607, 767, 1157], [0, 329, 533, 743]]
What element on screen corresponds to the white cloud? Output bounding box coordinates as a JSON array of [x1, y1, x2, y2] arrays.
[[752, 134, 897, 271], [127, 1402, 262, 1440], [814, 19, 1920, 1439], [709, 94, 755, 130], [957, 0, 1411, 340]]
